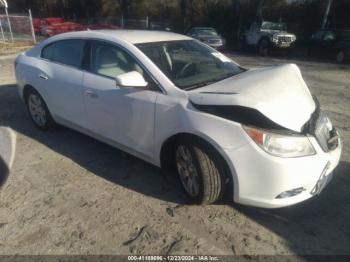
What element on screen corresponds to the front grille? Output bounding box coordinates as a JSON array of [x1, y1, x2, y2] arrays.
[[315, 111, 332, 151], [278, 36, 292, 43], [304, 105, 339, 152]]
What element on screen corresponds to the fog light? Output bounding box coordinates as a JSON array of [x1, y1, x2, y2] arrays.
[[276, 187, 305, 199]]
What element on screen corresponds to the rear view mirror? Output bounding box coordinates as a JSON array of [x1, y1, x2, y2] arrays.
[[116, 71, 148, 88]]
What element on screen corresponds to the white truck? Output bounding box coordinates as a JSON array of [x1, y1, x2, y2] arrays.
[[240, 21, 297, 56]]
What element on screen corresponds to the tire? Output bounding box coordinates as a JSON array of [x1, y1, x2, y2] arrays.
[[175, 139, 226, 205], [24, 88, 56, 131], [258, 39, 269, 56], [336, 50, 345, 63]]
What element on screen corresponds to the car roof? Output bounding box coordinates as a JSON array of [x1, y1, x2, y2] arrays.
[[47, 30, 191, 44]]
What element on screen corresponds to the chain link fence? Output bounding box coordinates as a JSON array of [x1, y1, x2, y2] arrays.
[[0, 10, 36, 43]]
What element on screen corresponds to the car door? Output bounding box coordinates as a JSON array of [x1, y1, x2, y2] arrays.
[[82, 40, 159, 160], [40, 39, 87, 128]]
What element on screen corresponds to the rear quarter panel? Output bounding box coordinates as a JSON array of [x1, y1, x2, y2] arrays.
[[15, 51, 51, 105]]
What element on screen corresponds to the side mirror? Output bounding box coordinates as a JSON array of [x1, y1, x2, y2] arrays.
[[115, 71, 148, 89]]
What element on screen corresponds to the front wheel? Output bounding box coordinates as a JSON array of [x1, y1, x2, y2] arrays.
[[175, 140, 226, 204]]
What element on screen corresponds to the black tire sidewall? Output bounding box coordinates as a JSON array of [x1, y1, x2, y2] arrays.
[[175, 138, 226, 204], [258, 39, 269, 56]]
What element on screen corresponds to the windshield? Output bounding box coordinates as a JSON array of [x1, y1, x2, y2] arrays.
[[136, 40, 244, 90], [196, 28, 218, 36], [261, 21, 287, 31]]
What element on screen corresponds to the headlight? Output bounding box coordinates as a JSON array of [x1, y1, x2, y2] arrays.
[[243, 126, 316, 158]]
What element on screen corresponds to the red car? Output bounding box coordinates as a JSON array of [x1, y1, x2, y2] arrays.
[[44, 22, 87, 36], [34, 17, 119, 37], [39, 17, 87, 36], [86, 23, 120, 30], [32, 18, 42, 33]]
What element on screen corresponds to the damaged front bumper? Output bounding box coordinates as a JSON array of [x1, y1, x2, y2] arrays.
[[226, 131, 342, 208]]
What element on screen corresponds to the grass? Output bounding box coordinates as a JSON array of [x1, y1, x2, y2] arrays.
[[0, 41, 34, 56]]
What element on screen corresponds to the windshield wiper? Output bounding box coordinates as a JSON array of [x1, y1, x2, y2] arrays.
[[184, 72, 238, 91], [184, 81, 216, 91]]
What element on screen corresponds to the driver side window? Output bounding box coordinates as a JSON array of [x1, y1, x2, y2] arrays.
[[89, 41, 144, 79]]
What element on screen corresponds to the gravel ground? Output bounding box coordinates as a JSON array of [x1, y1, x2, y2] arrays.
[[0, 51, 349, 256]]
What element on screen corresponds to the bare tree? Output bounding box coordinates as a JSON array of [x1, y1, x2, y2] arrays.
[[256, 0, 263, 21], [321, 0, 333, 29], [118, 0, 131, 19]]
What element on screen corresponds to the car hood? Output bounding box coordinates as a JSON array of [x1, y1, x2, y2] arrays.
[[261, 30, 295, 37], [188, 64, 316, 132]]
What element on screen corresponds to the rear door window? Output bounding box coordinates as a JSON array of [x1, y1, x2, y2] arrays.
[[41, 39, 85, 68]]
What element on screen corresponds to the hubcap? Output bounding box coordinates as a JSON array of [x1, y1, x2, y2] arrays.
[[28, 94, 47, 127], [176, 145, 200, 197]]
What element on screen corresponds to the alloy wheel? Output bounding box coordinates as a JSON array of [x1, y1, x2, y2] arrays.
[[28, 94, 47, 127], [176, 145, 200, 197]]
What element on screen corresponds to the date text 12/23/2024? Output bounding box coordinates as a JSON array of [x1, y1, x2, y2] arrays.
[[128, 255, 219, 261]]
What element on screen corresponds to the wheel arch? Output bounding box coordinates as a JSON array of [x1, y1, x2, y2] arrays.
[[159, 132, 238, 200], [22, 84, 38, 100], [258, 36, 271, 46]]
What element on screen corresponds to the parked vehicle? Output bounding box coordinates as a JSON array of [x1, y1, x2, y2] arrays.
[[240, 21, 296, 56], [308, 29, 350, 63], [33, 18, 43, 34], [44, 22, 86, 37], [15, 30, 342, 208], [86, 23, 120, 30], [40, 17, 65, 35], [149, 22, 173, 32], [44, 17, 65, 25], [187, 27, 225, 49], [33, 18, 58, 34], [38, 17, 87, 36]]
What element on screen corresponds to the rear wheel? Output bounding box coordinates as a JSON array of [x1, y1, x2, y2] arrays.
[[25, 88, 56, 131], [175, 140, 226, 204], [336, 50, 345, 63], [258, 39, 269, 56]]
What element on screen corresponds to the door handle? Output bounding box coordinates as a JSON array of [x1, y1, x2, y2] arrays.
[[39, 74, 48, 80], [85, 89, 97, 98]]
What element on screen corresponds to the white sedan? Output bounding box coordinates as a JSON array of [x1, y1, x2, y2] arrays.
[[15, 30, 342, 208]]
